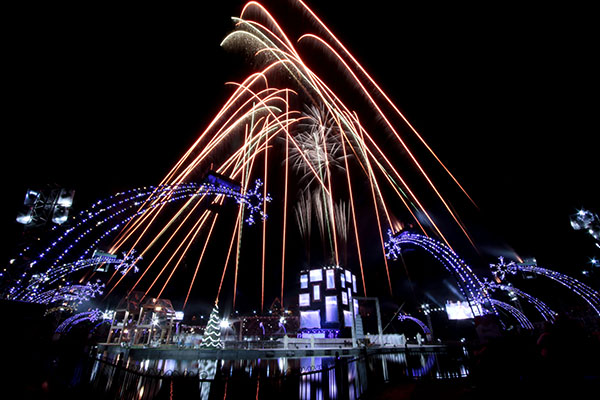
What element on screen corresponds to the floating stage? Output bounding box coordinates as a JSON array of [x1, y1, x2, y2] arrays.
[[97, 342, 445, 361]]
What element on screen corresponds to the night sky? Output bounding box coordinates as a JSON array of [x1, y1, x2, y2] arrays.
[[3, 1, 597, 311]]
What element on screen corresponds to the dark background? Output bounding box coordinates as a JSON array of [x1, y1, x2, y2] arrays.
[[2, 1, 598, 313]]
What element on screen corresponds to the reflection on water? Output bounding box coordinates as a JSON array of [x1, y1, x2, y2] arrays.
[[373, 351, 470, 380], [124, 355, 338, 377], [90, 348, 470, 399]]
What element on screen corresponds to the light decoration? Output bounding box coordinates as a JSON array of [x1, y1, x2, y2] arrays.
[[278, 316, 287, 334], [297, 328, 339, 339], [325, 295, 338, 322], [239, 178, 271, 225], [201, 304, 223, 349], [101, 309, 115, 320], [6, 185, 189, 299], [385, 231, 494, 315], [299, 293, 310, 307], [19, 180, 267, 267], [13, 185, 195, 268], [12, 251, 140, 302], [55, 308, 103, 334], [490, 257, 600, 316], [309, 269, 323, 282], [6, 178, 270, 301], [90, 319, 113, 333], [489, 299, 534, 330], [397, 314, 432, 336], [482, 278, 556, 322], [300, 274, 308, 289], [29, 280, 105, 305]]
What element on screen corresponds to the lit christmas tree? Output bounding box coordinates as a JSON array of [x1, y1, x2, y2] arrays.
[[201, 304, 223, 349]]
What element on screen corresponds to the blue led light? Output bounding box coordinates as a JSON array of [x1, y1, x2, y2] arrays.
[[398, 314, 431, 335], [385, 230, 494, 316], [8, 179, 271, 301]]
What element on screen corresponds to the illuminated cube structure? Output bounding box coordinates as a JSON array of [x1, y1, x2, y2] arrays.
[[298, 266, 359, 338]]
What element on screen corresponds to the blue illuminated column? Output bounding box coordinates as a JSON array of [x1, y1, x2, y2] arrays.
[[298, 265, 358, 335]]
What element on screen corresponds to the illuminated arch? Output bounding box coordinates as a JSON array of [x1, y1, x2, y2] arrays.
[[8, 178, 270, 301], [29, 280, 105, 305], [397, 314, 432, 338], [491, 257, 600, 316], [55, 309, 103, 334], [483, 279, 556, 323], [386, 231, 493, 314], [490, 299, 534, 330]]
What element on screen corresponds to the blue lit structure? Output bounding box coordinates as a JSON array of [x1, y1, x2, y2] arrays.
[[297, 265, 359, 337]]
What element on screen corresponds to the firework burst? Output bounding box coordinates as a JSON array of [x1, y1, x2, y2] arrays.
[[5, 1, 484, 312], [289, 104, 349, 185]]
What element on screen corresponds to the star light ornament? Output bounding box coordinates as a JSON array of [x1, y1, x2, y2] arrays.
[[384, 229, 402, 261], [489, 256, 519, 282], [113, 250, 142, 275], [236, 179, 272, 225]]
